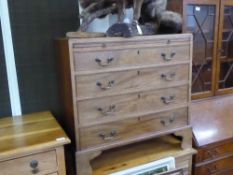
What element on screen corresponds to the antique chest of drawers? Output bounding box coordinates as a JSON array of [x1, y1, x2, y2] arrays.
[[191, 95, 233, 175], [56, 34, 193, 175], [0, 112, 70, 175]]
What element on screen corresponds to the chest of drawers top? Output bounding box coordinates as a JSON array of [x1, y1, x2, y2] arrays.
[[191, 95, 233, 175], [0, 111, 70, 160]]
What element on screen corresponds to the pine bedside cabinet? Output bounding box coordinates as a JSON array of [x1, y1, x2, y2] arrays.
[[0, 111, 70, 175]]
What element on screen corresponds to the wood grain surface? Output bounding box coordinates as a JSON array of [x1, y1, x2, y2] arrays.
[[75, 64, 189, 100], [77, 85, 188, 126], [80, 108, 188, 149], [0, 111, 70, 160], [0, 151, 57, 175], [73, 44, 190, 73], [91, 135, 196, 175]]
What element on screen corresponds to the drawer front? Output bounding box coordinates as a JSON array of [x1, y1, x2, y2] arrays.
[[0, 151, 57, 175], [195, 168, 233, 175], [214, 168, 233, 175], [80, 108, 188, 149], [77, 86, 188, 126], [73, 45, 190, 72], [196, 141, 233, 163], [195, 155, 233, 175], [76, 65, 189, 100]]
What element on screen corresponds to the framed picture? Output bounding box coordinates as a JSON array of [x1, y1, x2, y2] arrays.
[[109, 157, 176, 175], [159, 168, 185, 175]]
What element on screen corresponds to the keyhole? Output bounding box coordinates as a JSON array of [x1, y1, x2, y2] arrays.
[[138, 93, 142, 99], [137, 71, 141, 76], [137, 50, 140, 55]]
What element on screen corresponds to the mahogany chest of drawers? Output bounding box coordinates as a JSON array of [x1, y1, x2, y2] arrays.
[[191, 95, 233, 175], [0, 112, 70, 175], [56, 34, 193, 175]]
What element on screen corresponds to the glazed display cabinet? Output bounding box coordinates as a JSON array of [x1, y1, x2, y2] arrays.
[[183, 0, 233, 99]]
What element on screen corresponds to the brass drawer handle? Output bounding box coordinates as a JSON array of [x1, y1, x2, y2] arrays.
[[161, 72, 176, 81], [205, 149, 220, 159], [160, 116, 175, 126], [30, 160, 39, 174], [97, 105, 116, 116], [98, 130, 117, 141], [95, 57, 114, 67], [96, 80, 115, 90], [161, 95, 176, 104], [170, 52, 176, 58], [207, 165, 217, 174], [161, 52, 176, 61]]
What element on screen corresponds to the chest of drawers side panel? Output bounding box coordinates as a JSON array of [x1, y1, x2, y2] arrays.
[[188, 35, 193, 125], [56, 39, 79, 149]]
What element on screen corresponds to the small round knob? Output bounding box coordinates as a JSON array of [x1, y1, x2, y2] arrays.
[[30, 160, 38, 169]]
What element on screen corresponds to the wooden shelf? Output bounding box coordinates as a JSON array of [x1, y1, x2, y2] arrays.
[[91, 135, 196, 175]]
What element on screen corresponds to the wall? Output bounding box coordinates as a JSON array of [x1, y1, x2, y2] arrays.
[[8, 0, 79, 120], [0, 23, 11, 117]]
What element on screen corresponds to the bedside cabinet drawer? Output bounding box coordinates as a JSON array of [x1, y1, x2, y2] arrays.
[[196, 141, 233, 163], [75, 65, 189, 100], [73, 45, 190, 72], [0, 151, 57, 175], [80, 108, 188, 149]]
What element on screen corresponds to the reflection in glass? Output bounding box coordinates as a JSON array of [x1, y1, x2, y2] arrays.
[[219, 6, 233, 89]]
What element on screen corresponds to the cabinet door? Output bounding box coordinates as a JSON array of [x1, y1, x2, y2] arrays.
[[216, 0, 233, 94], [183, 0, 219, 99]]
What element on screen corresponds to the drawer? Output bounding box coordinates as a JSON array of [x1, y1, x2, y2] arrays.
[[214, 168, 233, 175], [77, 85, 188, 126], [195, 155, 233, 175], [196, 141, 233, 163], [73, 45, 190, 72], [195, 168, 233, 175], [80, 108, 188, 149], [75, 64, 189, 100], [0, 151, 57, 175]]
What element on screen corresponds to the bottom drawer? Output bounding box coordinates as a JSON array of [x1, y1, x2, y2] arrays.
[[195, 155, 233, 175], [0, 151, 57, 175], [80, 107, 188, 149]]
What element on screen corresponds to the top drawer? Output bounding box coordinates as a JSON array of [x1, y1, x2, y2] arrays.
[[72, 44, 190, 72], [0, 150, 57, 175], [196, 140, 233, 163]]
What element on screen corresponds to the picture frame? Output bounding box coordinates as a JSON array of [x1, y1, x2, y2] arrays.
[[109, 157, 176, 175]]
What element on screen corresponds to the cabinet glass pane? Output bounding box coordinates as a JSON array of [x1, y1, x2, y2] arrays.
[[219, 6, 233, 89], [184, 5, 216, 94]]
